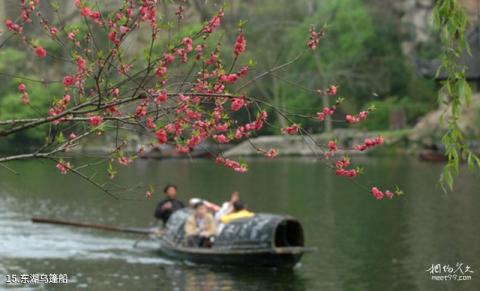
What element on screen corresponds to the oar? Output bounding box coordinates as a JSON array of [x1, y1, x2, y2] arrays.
[[31, 217, 161, 236]]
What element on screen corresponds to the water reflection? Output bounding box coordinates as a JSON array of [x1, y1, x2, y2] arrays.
[[160, 264, 307, 291], [0, 157, 479, 290]]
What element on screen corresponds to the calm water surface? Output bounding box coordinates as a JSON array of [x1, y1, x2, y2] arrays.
[[0, 156, 479, 290]]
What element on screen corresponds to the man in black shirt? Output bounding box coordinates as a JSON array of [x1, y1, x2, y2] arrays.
[[154, 184, 185, 225]]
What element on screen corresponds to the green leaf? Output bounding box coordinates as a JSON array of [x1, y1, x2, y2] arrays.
[[56, 132, 65, 144], [442, 166, 454, 191]]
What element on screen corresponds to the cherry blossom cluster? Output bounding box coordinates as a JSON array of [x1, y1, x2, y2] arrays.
[[49, 95, 73, 125], [317, 106, 335, 121], [202, 9, 224, 34], [55, 160, 71, 175], [282, 124, 300, 135], [2, 0, 402, 200], [335, 157, 358, 178], [17, 83, 29, 104], [323, 140, 338, 159], [355, 136, 384, 152], [345, 106, 374, 124], [234, 32, 247, 57], [255, 147, 278, 159], [371, 187, 394, 200], [307, 25, 320, 49], [216, 156, 248, 173]]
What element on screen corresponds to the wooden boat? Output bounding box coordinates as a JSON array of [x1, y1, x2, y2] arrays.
[[419, 149, 447, 162], [158, 209, 312, 268]]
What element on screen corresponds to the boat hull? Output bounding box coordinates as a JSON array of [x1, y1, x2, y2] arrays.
[[158, 239, 305, 268]]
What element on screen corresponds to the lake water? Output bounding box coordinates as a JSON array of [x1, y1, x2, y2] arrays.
[[0, 156, 479, 290]]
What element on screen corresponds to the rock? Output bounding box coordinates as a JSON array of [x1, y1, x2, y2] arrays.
[[223, 129, 403, 157], [393, 0, 416, 13], [416, 0, 434, 8], [409, 93, 480, 144]]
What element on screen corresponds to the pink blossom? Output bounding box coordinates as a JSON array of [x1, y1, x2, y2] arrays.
[[164, 53, 175, 65], [307, 25, 320, 49], [336, 169, 358, 178], [146, 117, 156, 129], [118, 156, 132, 166], [81, 7, 92, 17], [76, 57, 87, 73], [5, 19, 22, 33], [194, 44, 204, 60], [238, 66, 249, 76], [203, 10, 223, 34], [69, 133, 77, 140], [234, 33, 246, 56], [265, 148, 277, 158], [63, 94, 71, 103], [355, 136, 384, 152], [327, 140, 337, 151], [178, 94, 189, 102], [111, 88, 120, 97], [50, 27, 58, 37], [317, 107, 335, 121], [155, 129, 168, 144], [371, 187, 384, 200], [108, 31, 119, 45], [335, 158, 350, 169], [326, 85, 337, 96], [135, 102, 148, 118], [56, 161, 71, 175], [154, 91, 168, 104], [220, 74, 239, 84], [235, 127, 244, 139], [359, 111, 368, 120], [35, 47, 47, 58], [21, 93, 29, 105], [282, 124, 299, 135], [231, 98, 245, 111], [119, 25, 129, 34], [155, 66, 167, 78], [215, 134, 229, 144], [63, 75, 75, 87], [186, 109, 201, 120], [165, 123, 176, 134], [89, 116, 103, 127], [176, 145, 190, 154], [316, 112, 326, 121], [146, 191, 152, 198], [182, 37, 193, 52], [345, 114, 360, 124], [215, 123, 229, 132], [187, 135, 202, 148], [18, 83, 26, 93], [385, 190, 394, 199]]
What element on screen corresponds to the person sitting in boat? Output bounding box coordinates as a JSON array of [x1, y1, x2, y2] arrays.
[[220, 200, 254, 224], [154, 184, 185, 225], [188, 198, 220, 213], [184, 202, 217, 247], [214, 191, 240, 222]]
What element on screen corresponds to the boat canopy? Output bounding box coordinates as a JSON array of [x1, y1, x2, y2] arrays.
[[164, 209, 304, 250]]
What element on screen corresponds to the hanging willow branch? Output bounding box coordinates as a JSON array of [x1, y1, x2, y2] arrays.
[[433, 0, 480, 190]]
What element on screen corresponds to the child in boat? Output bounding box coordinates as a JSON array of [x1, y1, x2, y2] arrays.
[[184, 202, 217, 247], [219, 200, 254, 224], [214, 191, 239, 222]]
